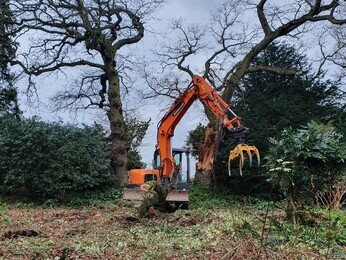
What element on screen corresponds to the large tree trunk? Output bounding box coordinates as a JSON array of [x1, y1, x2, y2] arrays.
[[195, 100, 232, 187], [106, 63, 128, 187], [195, 124, 217, 186]]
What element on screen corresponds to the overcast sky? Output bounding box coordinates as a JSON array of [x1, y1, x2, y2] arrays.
[[128, 0, 225, 169]]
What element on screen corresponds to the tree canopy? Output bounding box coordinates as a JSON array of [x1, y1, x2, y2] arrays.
[[234, 43, 345, 154], [126, 115, 151, 170]]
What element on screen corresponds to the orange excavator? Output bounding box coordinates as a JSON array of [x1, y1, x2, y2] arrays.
[[123, 75, 260, 202]]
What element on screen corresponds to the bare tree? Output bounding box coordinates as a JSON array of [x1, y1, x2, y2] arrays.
[[8, 0, 163, 186], [142, 0, 346, 183], [319, 24, 346, 81]]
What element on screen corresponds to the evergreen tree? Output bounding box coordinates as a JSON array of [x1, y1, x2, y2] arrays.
[[234, 43, 345, 155], [186, 43, 345, 194], [0, 0, 20, 117], [126, 115, 151, 170]]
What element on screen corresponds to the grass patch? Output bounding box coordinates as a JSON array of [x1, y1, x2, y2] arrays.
[[189, 183, 243, 208]]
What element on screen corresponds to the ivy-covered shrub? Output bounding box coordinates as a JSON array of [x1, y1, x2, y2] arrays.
[[0, 116, 114, 200]]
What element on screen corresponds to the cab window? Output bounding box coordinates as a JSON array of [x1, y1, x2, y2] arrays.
[[173, 152, 182, 165]]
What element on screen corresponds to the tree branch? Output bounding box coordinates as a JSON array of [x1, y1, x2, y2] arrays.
[[257, 0, 272, 36], [11, 59, 105, 76], [247, 65, 297, 75]]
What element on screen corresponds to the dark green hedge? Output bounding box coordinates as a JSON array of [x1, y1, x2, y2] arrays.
[[0, 116, 114, 200]]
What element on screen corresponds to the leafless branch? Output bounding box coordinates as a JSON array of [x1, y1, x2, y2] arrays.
[[8, 0, 163, 113], [247, 65, 297, 75]]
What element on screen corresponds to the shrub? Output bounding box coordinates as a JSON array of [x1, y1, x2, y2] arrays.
[[0, 116, 114, 200], [265, 121, 346, 224]]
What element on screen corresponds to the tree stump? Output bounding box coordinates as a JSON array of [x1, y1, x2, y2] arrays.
[[195, 124, 217, 186]]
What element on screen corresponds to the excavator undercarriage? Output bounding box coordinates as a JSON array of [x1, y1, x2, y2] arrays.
[[123, 183, 189, 202]]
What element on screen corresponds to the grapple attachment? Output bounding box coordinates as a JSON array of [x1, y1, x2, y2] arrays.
[[228, 144, 260, 176]]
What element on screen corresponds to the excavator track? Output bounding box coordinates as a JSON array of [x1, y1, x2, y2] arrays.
[[123, 182, 189, 202]]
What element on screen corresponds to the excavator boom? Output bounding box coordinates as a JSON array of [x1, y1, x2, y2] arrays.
[[157, 75, 260, 182], [124, 75, 260, 203]]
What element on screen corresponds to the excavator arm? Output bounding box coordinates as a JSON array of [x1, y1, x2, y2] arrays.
[[156, 75, 260, 184]]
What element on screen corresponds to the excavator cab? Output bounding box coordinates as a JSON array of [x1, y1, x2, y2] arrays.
[[123, 148, 191, 202], [153, 148, 191, 181]]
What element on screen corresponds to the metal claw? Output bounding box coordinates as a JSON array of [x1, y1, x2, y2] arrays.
[[253, 146, 260, 167], [241, 144, 253, 167], [228, 144, 260, 176], [239, 159, 243, 176], [228, 152, 231, 176]]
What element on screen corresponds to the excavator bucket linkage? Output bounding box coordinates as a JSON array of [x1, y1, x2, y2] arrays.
[[228, 144, 260, 176]]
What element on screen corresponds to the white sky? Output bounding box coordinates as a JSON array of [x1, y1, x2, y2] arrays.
[[124, 0, 224, 173]]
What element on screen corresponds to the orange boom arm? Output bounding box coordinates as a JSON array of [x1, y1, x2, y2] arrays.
[[156, 75, 253, 184]]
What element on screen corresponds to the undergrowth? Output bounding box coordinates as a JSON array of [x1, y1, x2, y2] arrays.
[[189, 183, 243, 208], [1, 187, 123, 208], [1, 184, 345, 258], [189, 183, 280, 210], [189, 183, 346, 258]]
